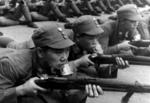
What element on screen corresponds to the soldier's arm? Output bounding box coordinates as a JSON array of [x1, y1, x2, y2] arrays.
[[0, 58, 19, 103], [105, 0, 115, 11], [7, 39, 35, 49], [98, 21, 119, 54], [117, 0, 124, 6], [137, 22, 150, 40], [103, 45, 120, 54]]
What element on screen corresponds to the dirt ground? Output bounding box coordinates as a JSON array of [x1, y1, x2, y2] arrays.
[[1, 17, 150, 103]]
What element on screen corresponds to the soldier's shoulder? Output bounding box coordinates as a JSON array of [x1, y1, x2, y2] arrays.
[[101, 20, 116, 30]]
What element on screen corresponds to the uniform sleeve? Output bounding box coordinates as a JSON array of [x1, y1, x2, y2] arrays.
[[25, 0, 39, 9], [103, 44, 120, 54], [137, 22, 150, 40], [0, 58, 18, 103], [99, 21, 120, 54], [7, 39, 35, 49]]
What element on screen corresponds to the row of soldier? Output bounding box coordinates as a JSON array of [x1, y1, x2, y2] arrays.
[[1, 3, 150, 103], [0, 0, 150, 28]]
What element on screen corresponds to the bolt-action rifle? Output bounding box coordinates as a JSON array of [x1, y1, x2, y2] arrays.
[[129, 40, 150, 47], [89, 53, 150, 65], [35, 76, 150, 93]]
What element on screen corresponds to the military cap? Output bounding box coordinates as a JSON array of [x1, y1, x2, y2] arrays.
[[32, 24, 74, 49], [117, 4, 142, 21], [72, 15, 104, 36]]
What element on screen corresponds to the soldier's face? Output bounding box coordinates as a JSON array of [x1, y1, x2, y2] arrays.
[[124, 20, 139, 30], [78, 35, 103, 54], [41, 47, 69, 70]]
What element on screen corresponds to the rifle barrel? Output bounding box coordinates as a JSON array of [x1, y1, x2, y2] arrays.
[[89, 53, 150, 65], [35, 77, 150, 93], [119, 55, 150, 65]]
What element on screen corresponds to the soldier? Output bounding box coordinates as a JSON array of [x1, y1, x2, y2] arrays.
[[24, 0, 50, 21], [65, 15, 129, 77], [142, 0, 150, 6], [0, 36, 35, 49], [49, 0, 69, 22], [110, 0, 124, 10], [98, 4, 143, 55], [65, 15, 104, 60], [133, 0, 145, 7], [63, 0, 83, 17], [102, 0, 115, 13], [0, 0, 37, 28], [121, 0, 134, 4], [90, 0, 103, 14], [79, 0, 99, 15], [116, 0, 124, 6], [96, 0, 111, 14], [0, 23, 104, 103], [1, 15, 129, 79], [29, 0, 69, 22]]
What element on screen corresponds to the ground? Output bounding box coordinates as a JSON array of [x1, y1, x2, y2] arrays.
[[1, 17, 150, 103]]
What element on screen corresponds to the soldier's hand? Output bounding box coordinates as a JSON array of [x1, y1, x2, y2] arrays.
[[85, 84, 103, 97], [117, 41, 137, 51], [115, 57, 129, 69], [74, 54, 94, 67], [16, 77, 46, 96]]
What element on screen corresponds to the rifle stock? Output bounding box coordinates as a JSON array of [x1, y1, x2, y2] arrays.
[[35, 76, 150, 93]]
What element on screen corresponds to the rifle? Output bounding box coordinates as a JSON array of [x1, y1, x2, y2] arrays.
[[129, 40, 150, 47], [35, 76, 150, 93], [89, 53, 150, 65]]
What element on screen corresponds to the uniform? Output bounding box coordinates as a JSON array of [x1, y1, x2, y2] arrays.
[[27, 0, 69, 22], [66, 15, 118, 78], [90, 0, 102, 14], [133, 0, 145, 7], [110, 0, 124, 10], [64, 0, 83, 17], [65, 0, 83, 17], [121, 0, 134, 4], [0, 0, 37, 27], [0, 24, 88, 103], [102, 0, 115, 12], [98, 20, 140, 54], [0, 48, 88, 103], [98, 4, 146, 55], [48, 0, 69, 22], [78, 0, 99, 15]]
